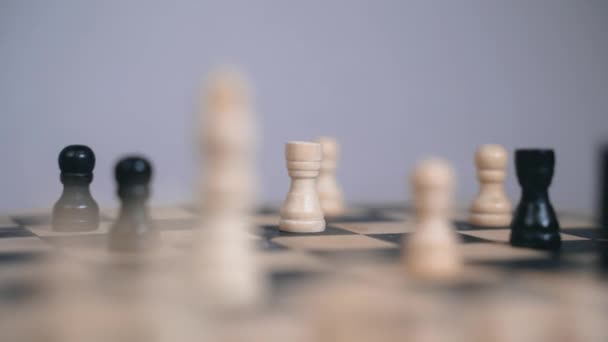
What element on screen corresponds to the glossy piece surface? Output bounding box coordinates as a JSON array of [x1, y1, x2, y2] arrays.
[[52, 145, 99, 232], [108, 156, 159, 252], [509, 149, 561, 250]]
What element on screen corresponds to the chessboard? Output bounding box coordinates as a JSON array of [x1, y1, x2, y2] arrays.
[[1, 204, 607, 340]]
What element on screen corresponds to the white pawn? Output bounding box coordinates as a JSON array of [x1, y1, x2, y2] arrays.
[[317, 137, 345, 217], [404, 158, 462, 280], [469, 144, 512, 227], [279, 141, 326, 233]]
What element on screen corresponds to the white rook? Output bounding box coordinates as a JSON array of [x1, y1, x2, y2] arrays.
[[279, 141, 326, 233]]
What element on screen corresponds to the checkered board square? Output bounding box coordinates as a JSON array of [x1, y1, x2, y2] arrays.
[[0, 205, 605, 297]]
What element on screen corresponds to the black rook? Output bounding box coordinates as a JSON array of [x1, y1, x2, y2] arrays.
[[509, 149, 561, 250], [52, 145, 99, 232]]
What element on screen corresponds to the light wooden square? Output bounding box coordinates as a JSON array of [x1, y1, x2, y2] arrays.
[[459, 229, 511, 242], [102, 206, 196, 221], [25, 222, 111, 237], [272, 235, 396, 251], [150, 207, 197, 220], [62, 242, 183, 266], [334, 221, 412, 234], [0, 237, 52, 252], [161, 229, 260, 251], [256, 250, 328, 273], [460, 242, 545, 262], [161, 229, 195, 250], [560, 233, 589, 241]]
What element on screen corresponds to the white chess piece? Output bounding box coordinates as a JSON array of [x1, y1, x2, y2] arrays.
[[404, 158, 462, 279], [192, 67, 264, 311], [200, 67, 256, 212], [469, 144, 512, 227], [279, 141, 326, 233], [317, 137, 345, 217]]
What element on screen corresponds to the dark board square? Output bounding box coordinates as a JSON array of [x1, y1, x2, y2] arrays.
[[454, 220, 509, 231], [256, 238, 288, 252], [256, 206, 279, 215], [367, 233, 405, 244], [326, 209, 400, 223], [408, 279, 496, 296], [0, 281, 41, 304], [0, 251, 45, 264], [12, 214, 52, 226], [559, 239, 601, 254], [0, 227, 36, 238], [471, 255, 583, 272], [367, 232, 493, 245], [459, 233, 495, 244], [13, 214, 112, 227], [561, 228, 601, 240], [310, 248, 401, 262], [256, 225, 356, 239], [268, 270, 326, 293]]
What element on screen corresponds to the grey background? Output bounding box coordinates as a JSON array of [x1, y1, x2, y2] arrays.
[[0, 0, 607, 213]]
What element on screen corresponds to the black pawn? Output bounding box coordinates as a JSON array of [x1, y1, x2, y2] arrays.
[[509, 149, 561, 250], [52, 145, 99, 232], [108, 156, 159, 252]]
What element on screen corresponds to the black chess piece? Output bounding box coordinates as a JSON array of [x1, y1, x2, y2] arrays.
[[52, 145, 100, 232], [108, 156, 159, 252], [509, 149, 561, 250]]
